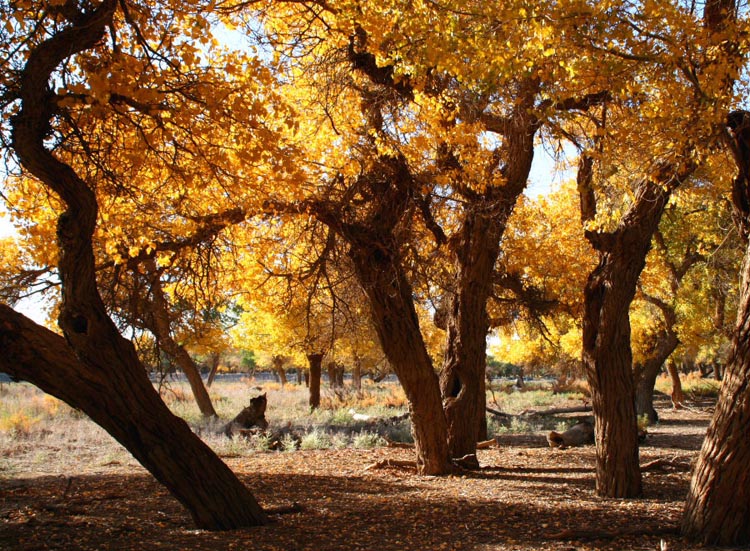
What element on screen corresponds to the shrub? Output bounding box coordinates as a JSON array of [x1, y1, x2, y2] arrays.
[[352, 431, 384, 449], [300, 429, 331, 450]]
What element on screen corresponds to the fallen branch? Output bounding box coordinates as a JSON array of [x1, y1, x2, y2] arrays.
[[476, 439, 496, 449], [486, 407, 512, 418], [549, 524, 680, 541], [383, 436, 414, 449], [640, 456, 693, 472], [519, 404, 592, 417], [364, 459, 417, 471]]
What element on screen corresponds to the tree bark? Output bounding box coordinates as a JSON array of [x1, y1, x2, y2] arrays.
[[634, 328, 679, 424], [682, 250, 750, 545], [7, 2, 264, 528], [307, 353, 322, 409], [0, 304, 267, 529], [580, 159, 680, 498], [352, 356, 363, 392]]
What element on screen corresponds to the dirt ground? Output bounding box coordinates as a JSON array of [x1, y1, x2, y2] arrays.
[[0, 399, 731, 551]]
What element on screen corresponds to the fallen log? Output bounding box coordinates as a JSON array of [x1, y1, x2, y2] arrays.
[[364, 459, 417, 471], [519, 404, 592, 417]]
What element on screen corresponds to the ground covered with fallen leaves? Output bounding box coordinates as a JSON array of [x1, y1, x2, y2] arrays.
[[0, 399, 727, 551]]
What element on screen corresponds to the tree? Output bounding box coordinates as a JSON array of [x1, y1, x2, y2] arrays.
[[682, 108, 750, 546], [0, 0, 279, 528]]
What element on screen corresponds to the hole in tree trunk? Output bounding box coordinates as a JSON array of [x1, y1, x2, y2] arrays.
[[450, 374, 462, 398]]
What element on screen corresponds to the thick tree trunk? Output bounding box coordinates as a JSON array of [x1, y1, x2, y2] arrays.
[[307, 353, 322, 409], [580, 169, 676, 498], [348, 243, 451, 474], [0, 305, 267, 529], [682, 251, 750, 545], [7, 2, 264, 528], [439, 90, 535, 464]]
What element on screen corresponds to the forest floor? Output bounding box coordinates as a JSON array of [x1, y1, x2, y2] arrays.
[[0, 391, 730, 551]]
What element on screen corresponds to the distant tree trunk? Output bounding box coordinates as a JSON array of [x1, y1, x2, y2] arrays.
[[667, 361, 685, 408], [143, 262, 216, 417], [682, 251, 750, 545], [296, 367, 303, 385], [307, 353, 322, 409], [352, 356, 363, 392], [326, 361, 342, 388], [304, 369, 310, 388], [272, 355, 287, 387], [578, 155, 682, 498], [206, 352, 221, 388], [712, 362, 723, 381], [634, 328, 679, 424]]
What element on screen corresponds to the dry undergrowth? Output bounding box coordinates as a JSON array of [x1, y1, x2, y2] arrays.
[[0, 380, 720, 551]]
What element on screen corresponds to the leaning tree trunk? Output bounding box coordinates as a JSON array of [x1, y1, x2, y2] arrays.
[[580, 157, 678, 498], [0, 305, 266, 528], [348, 242, 451, 475], [145, 261, 216, 417], [682, 248, 750, 545], [682, 108, 750, 546], [8, 1, 265, 528], [307, 353, 323, 409]]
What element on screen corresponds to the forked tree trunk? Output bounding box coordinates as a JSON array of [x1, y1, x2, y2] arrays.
[[0, 305, 267, 529], [439, 86, 535, 464], [307, 353, 323, 409], [579, 157, 679, 498], [8, 2, 264, 528], [682, 249, 750, 545], [206, 352, 221, 388]]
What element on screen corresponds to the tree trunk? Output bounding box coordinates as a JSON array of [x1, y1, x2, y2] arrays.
[[682, 250, 750, 545], [296, 367, 303, 385], [352, 356, 363, 392], [307, 353, 322, 409], [0, 305, 267, 529], [667, 361, 685, 408], [7, 3, 264, 528], [634, 329, 679, 424], [327, 361, 340, 388], [272, 355, 287, 386], [206, 352, 221, 388], [580, 162, 678, 498], [439, 90, 535, 465], [145, 262, 216, 417]]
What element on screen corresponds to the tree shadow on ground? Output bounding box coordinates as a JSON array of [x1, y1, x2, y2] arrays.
[[1, 465, 698, 551]]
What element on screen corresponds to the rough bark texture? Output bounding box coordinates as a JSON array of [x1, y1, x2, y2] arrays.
[[0, 305, 267, 529], [682, 107, 750, 546], [682, 249, 750, 545], [307, 353, 323, 409], [580, 158, 680, 498], [439, 85, 537, 464], [634, 327, 679, 424], [7, 2, 265, 529]]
